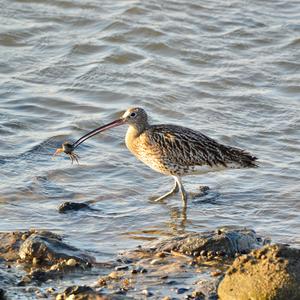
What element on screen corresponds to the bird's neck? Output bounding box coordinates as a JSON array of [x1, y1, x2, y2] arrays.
[[125, 123, 148, 152], [126, 124, 144, 139]]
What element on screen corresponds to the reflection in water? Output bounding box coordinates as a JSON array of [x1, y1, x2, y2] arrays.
[[168, 205, 188, 234]]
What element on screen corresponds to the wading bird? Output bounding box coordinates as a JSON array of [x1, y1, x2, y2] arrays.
[[55, 107, 257, 207]]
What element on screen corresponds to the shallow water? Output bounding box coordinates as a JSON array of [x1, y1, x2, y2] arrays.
[[0, 0, 299, 286]]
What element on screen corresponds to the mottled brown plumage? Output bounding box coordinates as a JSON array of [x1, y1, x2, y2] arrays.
[[60, 107, 257, 206]]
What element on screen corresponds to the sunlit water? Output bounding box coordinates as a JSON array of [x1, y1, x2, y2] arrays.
[[0, 0, 299, 279]]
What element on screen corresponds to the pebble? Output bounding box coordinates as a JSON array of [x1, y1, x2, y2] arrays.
[[21, 234, 29, 241], [140, 267, 148, 273], [46, 287, 56, 294], [132, 266, 147, 273], [115, 265, 129, 271], [108, 271, 121, 279], [66, 258, 77, 267], [142, 289, 153, 297], [98, 277, 107, 286], [191, 290, 205, 299], [211, 270, 222, 277], [50, 264, 59, 271], [176, 287, 189, 294], [32, 257, 38, 266]]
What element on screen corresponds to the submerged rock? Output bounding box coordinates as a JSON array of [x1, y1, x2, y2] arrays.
[[218, 244, 300, 300], [58, 201, 91, 213], [144, 227, 263, 258]]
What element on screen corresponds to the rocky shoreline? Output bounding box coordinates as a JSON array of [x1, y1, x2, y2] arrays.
[[0, 226, 299, 300]]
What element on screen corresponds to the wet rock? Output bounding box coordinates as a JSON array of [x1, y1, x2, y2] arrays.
[[0, 229, 95, 287], [145, 227, 263, 258], [56, 285, 101, 300], [142, 289, 153, 297], [176, 287, 189, 294], [58, 201, 91, 213], [0, 232, 26, 261], [19, 231, 94, 266], [190, 290, 205, 299], [114, 265, 129, 271], [218, 244, 300, 300], [0, 289, 6, 300]]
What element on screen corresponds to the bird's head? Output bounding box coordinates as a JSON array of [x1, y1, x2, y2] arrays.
[[121, 107, 148, 127], [71, 107, 148, 149]]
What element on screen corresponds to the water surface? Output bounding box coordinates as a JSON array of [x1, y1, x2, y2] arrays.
[[0, 0, 299, 285]]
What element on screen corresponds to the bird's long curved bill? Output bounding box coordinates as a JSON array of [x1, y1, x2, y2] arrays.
[[72, 118, 124, 149]]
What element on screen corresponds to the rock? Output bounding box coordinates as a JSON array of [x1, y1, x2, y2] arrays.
[[58, 202, 91, 213], [0, 289, 6, 300], [56, 285, 104, 300], [46, 287, 56, 294], [145, 227, 263, 258], [176, 287, 189, 294], [114, 265, 129, 271], [0, 232, 26, 261], [142, 289, 153, 297], [19, 232, 94, 266], [66, 258, 77, 267], [218, 244, 300, 300], [191, 290, 205, 299], [210, 270, 222, 277], [108, 271, 122, 279]]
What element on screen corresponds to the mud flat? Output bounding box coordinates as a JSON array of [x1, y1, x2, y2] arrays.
[[0, 228, 299, 299]]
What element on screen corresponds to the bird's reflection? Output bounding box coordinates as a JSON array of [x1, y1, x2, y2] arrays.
[[167, 205, 188, 234]]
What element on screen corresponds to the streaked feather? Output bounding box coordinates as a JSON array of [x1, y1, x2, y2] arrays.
[[126, 124, 257, 176]]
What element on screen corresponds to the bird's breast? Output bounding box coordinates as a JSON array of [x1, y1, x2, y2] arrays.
[[125, 128, 173, 175]]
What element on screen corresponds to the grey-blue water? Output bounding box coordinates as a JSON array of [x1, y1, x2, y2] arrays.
[[0, 0, 299, 295]]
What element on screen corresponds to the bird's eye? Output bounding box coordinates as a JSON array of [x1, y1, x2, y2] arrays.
[[130, 112, 136, 118]]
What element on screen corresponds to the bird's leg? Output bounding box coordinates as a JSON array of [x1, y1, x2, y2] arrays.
[[174, 176, 188, 207], [153, 177, 179, 202]]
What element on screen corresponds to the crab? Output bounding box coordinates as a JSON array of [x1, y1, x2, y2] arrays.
[[53, 142, 79, 164]]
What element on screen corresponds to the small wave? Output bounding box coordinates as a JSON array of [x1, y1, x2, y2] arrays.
[[104, 51, 145, 65]]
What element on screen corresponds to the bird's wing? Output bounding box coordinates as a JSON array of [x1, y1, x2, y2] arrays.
[[147, 125, 256, 168]]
